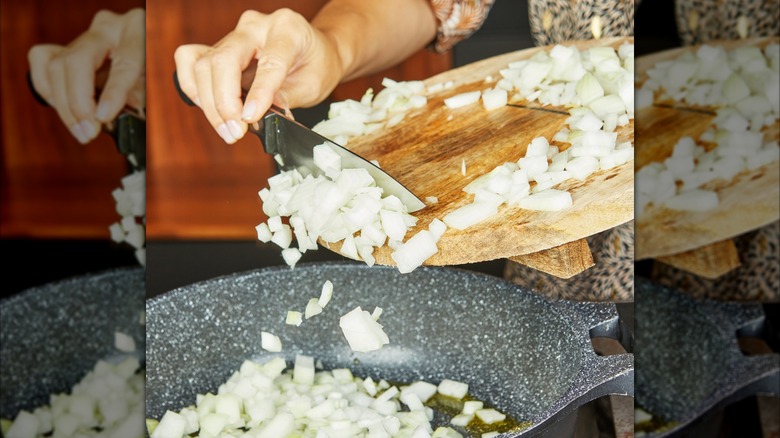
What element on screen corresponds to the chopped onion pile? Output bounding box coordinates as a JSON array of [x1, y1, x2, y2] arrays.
[[495, 43, 634, 114], [4, 337, 144, 438], [255, 142, 447, 273], [312, 78, 429, 146], [261, 43, 635, 268], [640, 44, 779, 116], [636, 44, 780, 215], [109, 170, 146, 266], [443, 43, 635, 229], [149, 355, 506, 438]]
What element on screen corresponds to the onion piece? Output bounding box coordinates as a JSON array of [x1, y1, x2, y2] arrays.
[[339, 306, 390, 352], [114, 332, 136, 353], [391, 230, 440, 274], [663, 189, 719, 211], [304, 298, 323, 319], [318, 280, 334, 307], [255, 223, 272, 242], [285, 311, 303, 326], [482, 88, 508, 110], [444, 91, 481, 109], [442, 201, 500, 230], [438, 379, 469, 399], [260, 332, 282, 352], [281, 248, 301, 268], [475, 409, 507, 425], [517, 189, 573, 211]]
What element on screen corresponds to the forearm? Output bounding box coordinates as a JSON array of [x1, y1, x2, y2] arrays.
[[312, 0, 437, 82]]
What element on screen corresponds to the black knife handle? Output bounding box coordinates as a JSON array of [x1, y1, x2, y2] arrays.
[[172, 71, 287, 118], [173, 71, 197, 107], [27, 71, 50, 107]]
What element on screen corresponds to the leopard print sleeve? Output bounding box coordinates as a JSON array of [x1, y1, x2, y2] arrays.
[[430, 0, 495, 53]]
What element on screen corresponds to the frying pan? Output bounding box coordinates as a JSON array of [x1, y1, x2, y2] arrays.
[[0, 268, 145, 420], [635, 277, 780, 436], [146, 262, 633, 437]]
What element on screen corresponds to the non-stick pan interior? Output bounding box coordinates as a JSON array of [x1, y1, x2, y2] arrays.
[[146, 262, 590, 429], [0, 267, 146, 419]]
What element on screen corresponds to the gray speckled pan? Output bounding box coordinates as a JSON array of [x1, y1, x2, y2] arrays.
[[0, 268, 146, 419], [146, 262, 633, 437], [635, 277, 780, 437]]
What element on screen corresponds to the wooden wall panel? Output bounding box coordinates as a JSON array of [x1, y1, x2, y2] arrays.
[[146, 0, 452, 239], [1, 0, 144, 238]]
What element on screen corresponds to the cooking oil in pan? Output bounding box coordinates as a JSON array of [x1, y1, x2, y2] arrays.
[[424, 391, 533, 436]]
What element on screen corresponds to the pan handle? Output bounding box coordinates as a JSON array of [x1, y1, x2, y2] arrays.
[[529, 352, 634, 435], [524, 300, 634, 430], [557, 301, 634, 353], [563, 300, 635, 398]]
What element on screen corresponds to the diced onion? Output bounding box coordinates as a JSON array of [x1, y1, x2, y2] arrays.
[[339, 307, 390, 352], [318, 280, 334, 307], [114, 331, 136, 353], [285, 311, 302, 326], [517, 189, 573, 211], [476, 409, 506, 425], [260, 332, 282, 352], [304, 298, 323, 319], [481, 88, 508, 110], [444, 91, 481, 109], [437, 379, 469, 399]]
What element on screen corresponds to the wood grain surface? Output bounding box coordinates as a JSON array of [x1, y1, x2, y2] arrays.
[[634, 37, 780, 260], [655, 239, 741, 279], [508, 238, 595, 279], [323, 37, 634, 267]]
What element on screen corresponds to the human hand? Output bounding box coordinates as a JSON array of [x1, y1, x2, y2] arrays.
[[174, 8, 345, 144], [28, 8, 145, 145]]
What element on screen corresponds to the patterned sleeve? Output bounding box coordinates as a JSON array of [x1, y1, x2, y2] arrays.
[[429, 0, 495, 53]]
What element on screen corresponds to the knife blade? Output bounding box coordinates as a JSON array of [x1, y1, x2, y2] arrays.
[[173, 72, 425, 212]]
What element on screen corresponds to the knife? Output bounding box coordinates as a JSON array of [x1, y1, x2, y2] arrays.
[[173, 72, 425, 213]]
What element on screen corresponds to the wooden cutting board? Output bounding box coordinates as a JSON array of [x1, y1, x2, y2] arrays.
[[323, 37, 634, 268], [634, 37, 780, 261]]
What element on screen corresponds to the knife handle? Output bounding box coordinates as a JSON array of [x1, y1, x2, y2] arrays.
[[173, 71, 287, 118], [173, 71, 197, 107], [26, 72, 50, 107]]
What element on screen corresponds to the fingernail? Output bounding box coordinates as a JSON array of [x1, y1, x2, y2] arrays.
[[241, 100, 257, 121], [80, 120, 98, 140], [227, 120, 244, 140], [194, 96, 201, 107], [216, 123, 236, 144], [70, 123, 87, 144], [96, 101, 111, 121]]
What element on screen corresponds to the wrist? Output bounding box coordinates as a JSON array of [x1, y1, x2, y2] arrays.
[[312, 2, 367, 83], [317, 26, 353, 83]]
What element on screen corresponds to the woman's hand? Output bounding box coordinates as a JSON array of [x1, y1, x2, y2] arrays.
[[174, 8, 345, 144], [175, 0, 437, 144], [28, 8, 145, 144]]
